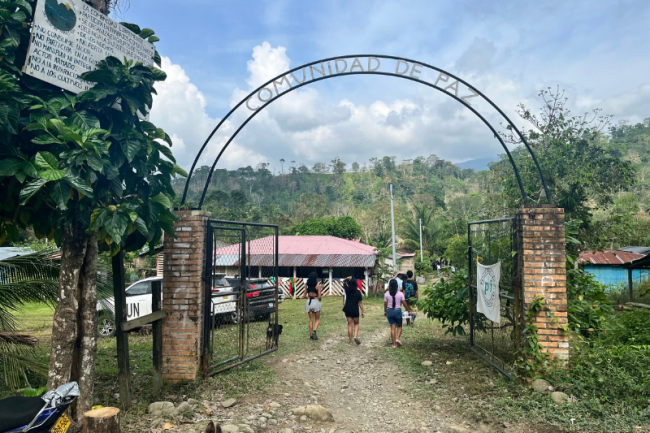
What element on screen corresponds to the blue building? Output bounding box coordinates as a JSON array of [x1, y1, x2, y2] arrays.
[[579, 247, 650, 288]]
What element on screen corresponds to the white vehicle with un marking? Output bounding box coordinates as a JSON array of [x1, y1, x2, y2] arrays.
[[96, 275, 235, 337]]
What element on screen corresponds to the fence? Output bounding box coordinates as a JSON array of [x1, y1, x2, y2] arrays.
[[467, 217, 523, 378]]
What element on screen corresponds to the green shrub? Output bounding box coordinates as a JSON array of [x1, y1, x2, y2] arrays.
[[567, 268, 615, 336], [548, 342, 650, 407], [418, 268, 487, 336], [601, 308, 650, 346]]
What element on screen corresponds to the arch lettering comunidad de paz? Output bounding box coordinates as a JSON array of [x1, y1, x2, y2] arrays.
[[181, 55, 551, 209]]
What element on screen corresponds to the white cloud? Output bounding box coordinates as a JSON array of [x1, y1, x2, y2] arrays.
[[150, 57, 266, 170], [246, 42, 291, 88]]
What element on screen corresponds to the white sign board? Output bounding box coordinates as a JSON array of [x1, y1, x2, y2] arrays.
[[23, 0, 155, 93]]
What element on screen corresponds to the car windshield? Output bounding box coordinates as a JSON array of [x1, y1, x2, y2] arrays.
[[126, 282, 149, 296], [213, 277, 229, 287]]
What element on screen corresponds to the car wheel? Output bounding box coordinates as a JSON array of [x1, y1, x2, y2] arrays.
[[98, 316, 116, 338]]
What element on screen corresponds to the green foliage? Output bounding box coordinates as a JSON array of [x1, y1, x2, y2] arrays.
[[0, 2, 182, 255], [414, 250, 433, 275], [417, 269, 473, 336], [601, 308, 650, 346], [494, 89, 636, 225], [444, 234, 468, 268], [546, 341, 650, 408], [23, 386, 46, 396], [286, 215, 362, 240], [400, 205, 447, 255], [516, 295, 556, 378], [566, 268, 614, 336]]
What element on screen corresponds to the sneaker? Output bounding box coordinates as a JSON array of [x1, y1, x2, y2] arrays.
[[354, 338, 361, 345], [313, 330, 318, 340]]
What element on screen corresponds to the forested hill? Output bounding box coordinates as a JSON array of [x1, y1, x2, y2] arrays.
[[175, 155, 489, 235], [174, 116, 650, 257]]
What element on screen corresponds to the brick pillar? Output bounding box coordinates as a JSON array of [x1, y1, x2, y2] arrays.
[[516, 205, 569, 360], [162, 210, 210, 382]]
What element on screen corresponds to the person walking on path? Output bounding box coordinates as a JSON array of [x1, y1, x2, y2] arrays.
[[342, 276, 364, 345], [384, 278, 410, 348], [404, 270, 419, 326], [304, 272, 322, 340]]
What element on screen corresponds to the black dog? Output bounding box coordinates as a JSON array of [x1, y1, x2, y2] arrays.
[[206, 421, 222, 433], [266, 323, 283, 349]]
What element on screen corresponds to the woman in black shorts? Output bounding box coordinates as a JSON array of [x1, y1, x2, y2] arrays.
[[342, 276, 364, 345]]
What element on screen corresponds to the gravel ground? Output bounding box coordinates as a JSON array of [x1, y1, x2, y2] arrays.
[[270, 328, 505, 433]]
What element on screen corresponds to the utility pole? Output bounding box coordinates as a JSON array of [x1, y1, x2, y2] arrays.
[[419, 218, 423, 262], [390, 183, 396, 272]]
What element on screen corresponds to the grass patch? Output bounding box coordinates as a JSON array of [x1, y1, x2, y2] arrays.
[[2, 296, 386, 409], [15, 302, 54, 336], [380, 317, 650, 432]]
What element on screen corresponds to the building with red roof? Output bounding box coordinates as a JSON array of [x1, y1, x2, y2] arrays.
[[211, 235, 378, 296]]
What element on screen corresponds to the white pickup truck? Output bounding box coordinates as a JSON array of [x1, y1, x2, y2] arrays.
[[97, 275, 284, 337]]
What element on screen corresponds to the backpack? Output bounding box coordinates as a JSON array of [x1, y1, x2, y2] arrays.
[[404, 281, 415, 299]]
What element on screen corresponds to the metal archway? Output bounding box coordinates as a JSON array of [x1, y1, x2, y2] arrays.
[[181, 54, 551, 208]]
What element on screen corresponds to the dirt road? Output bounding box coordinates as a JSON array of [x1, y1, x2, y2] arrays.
[[272, 328, 501, 433]]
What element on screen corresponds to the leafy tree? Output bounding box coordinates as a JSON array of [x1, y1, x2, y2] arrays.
[[444, 234, 468, 269], [0, 3, 180, 422], [330, 156, 346, 175], [312, 162, 329, 174], [494, 88, 636, 224], [287, 216, 362, 240], [400, 205, 446, 254]]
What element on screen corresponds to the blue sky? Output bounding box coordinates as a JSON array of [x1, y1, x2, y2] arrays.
[[116, 0, 650, 172]]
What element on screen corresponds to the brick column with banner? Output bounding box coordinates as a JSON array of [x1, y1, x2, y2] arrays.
[[516, 205, 569, 360], [162, 210, 211, 382]]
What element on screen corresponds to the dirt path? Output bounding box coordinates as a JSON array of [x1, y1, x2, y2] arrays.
[[272, 328, 499, 433]]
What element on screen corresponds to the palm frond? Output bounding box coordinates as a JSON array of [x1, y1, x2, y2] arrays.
[[0, 332, 38, 347], [0, 248, 114, 389]]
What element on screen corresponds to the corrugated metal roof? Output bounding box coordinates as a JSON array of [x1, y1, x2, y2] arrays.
[[212, 236, 377, 268], [578, 249, 644, 266], [0, 247, 35, 261]]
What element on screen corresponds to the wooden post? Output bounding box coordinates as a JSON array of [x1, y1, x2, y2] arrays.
[[83, 407, 120, 433], [151, 279, 163, 395], [628, 268, 634, 303], [111, 251, 131, 409], [364, 267, 369, 297], [329, 267, 333, 295]]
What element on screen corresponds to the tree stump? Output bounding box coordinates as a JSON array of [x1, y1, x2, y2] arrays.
[[83, 407, 120, 433]]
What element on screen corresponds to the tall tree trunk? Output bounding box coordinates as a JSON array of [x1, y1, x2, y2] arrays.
[[48, 222, 99, 429], [48, 221, 87, 388], [76, 237, 98, 420]]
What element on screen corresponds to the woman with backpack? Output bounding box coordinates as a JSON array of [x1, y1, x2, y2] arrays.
[[304, 272, 322, 340], [342, 275, 364, 345], [384, 278, 410, 348]]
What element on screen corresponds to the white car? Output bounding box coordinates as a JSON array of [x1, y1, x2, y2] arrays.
[[97, 275, 283, 337]]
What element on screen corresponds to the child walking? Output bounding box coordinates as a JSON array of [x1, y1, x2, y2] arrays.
[[342, 276, 364, 345], [304, 272, 322, 340], [384, 278, 410, 348]]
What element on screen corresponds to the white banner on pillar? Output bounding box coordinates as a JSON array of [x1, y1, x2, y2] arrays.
[[477, 262, 501, 324]]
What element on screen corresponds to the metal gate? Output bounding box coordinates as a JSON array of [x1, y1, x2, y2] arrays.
[[467, 217, 523, 378], [203, 220, 280, 376]]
